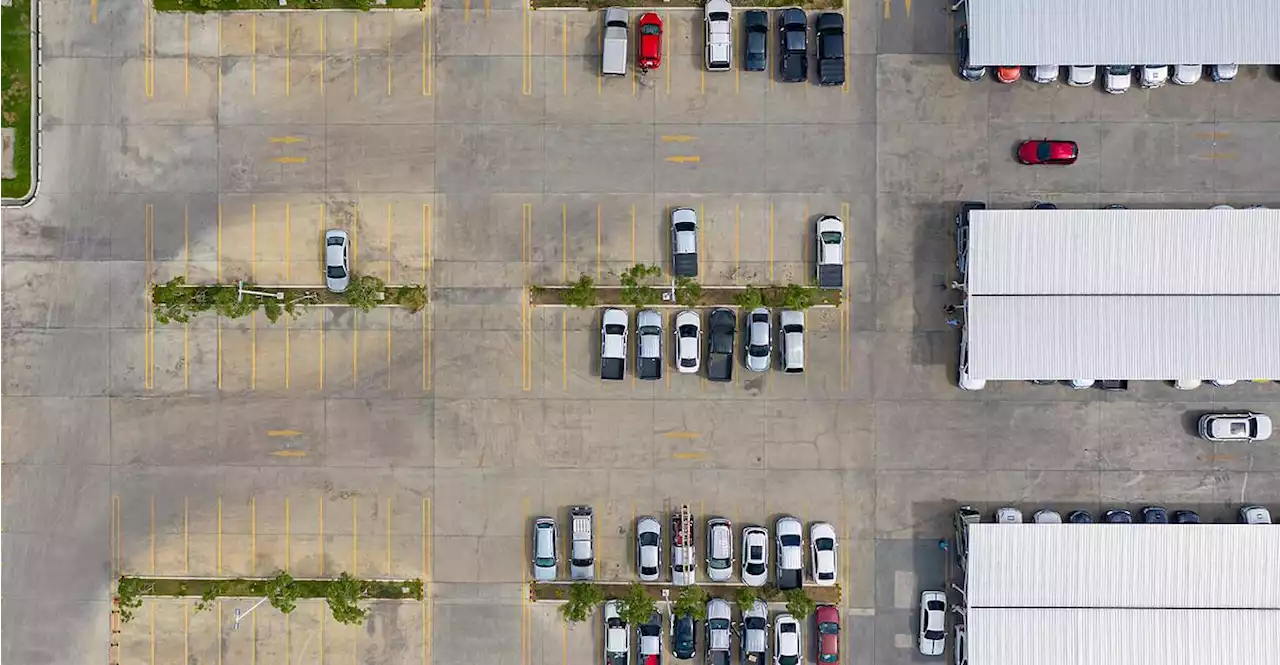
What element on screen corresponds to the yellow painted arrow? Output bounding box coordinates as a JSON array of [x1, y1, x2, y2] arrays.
[[664, 431, 701, 439], [267, 429, 304, 437], [671, 452, 707, 460], [661, 135, 696, 143], [273, 156, 308, 164], [665, 155, 701, 164], [269, 136, 307, 144], [269, 449, 308, 458]]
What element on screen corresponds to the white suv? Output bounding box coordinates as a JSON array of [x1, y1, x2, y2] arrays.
[[704, 0, 732, 71]]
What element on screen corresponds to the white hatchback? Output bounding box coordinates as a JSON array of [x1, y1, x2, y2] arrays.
[[778, 310, 804, 374], [1031, 64, 1059, 83], [1199, 412, 1273, 442], [1140, 65, 1169, 88], [919, 591, 946, 656], [324, 229, 351, 293]]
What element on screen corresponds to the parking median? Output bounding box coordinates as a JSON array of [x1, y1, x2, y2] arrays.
[[153, 0, 424, 11], [151, 276, 427, 323], [530, 282, 842, 309], [529, 580, 840, 604]]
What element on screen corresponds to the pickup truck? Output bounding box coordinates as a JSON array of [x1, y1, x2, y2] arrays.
[[705, 599, 732, 665], [814, 215, 844, 289], [815, 12, 845, 86], [570, 506, 594, 580], [600, 308, 628, 381], [601, 8, 629, 76], [636, 309, 663, 381], [705, 308, 736, 383], [778, 8, 808, 83], [671, 208, 699, 278], [776, 516, 804, 591]]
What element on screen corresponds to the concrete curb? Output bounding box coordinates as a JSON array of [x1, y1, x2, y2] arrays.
[[1, 0, 41, 208]]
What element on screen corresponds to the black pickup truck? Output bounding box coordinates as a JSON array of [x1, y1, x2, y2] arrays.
[[815, 13, 845, 86], [706, 308, 736, 383]]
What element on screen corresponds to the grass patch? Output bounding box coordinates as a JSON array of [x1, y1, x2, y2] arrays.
[[1, 0, 33, 200], [532, 0, 841, 9], [154, 0, 424, 10]]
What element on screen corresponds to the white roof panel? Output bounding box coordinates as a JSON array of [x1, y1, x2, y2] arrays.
[[966, 524, 1280, 609], [967, 608, 1280, 665], [966, 295, 1280, 380], [966, 0, 1280, 66], [967, 209, 1280, 296]]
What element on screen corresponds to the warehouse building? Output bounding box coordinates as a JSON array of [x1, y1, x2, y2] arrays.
[[964, 0, 1280, 67], [960, 525, 1280, 665], [956, 208, 1280, 388]]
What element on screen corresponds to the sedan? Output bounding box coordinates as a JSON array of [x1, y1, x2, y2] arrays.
[[809, 522, 837, 586], [774, 613, 801, 665], [918, 591, 946, 656], [636, 516, 662, 582], [1141, 506, 1169, 524], [638, 613, 663, 665], [1211, 63, 1238, 82], [637, 12, 663, 71], [815, 605, 840, 664], [1031, 64, 1058, 84], [1173, 64, 1201, 85], [674, 310, 702, 374], [636, 309, 663, 381], [1067, 65, 1096, 87], [1066, 510, 1094, 524], [1032, 509, 1062, 524], [325, 229, 351, 293], [604, 601, 631, 665], [1198, 412, 1273, 442], [741, 526, 770, 587], [1017, 139, 1079, 165], [745, 307, 772, 372], [672, 612, 696, 660], [1241, 505, 1272, 524], [743, 9, 768, 71], [1140, 64, 1168, 88], [1104, 509, 1133, 524], [778, 8, 808, 83], [954, 26, 985, 81]]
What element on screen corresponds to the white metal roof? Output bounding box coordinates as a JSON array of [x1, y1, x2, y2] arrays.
[[966, 524, 1280, 609], [966, 295, 1280, 380], [966, 0, 1280, 66], [966, 209, 1280, 296], [967, 608, 1280, 665]]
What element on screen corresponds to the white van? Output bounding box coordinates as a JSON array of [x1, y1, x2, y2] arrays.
[[601, 8, 629, 77]]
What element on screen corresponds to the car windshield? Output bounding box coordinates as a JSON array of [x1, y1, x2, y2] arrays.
[[680, 357, 697, 368], [709, 619, 730, 630], [1109, 65, 1130, 74], [709, 11, 729, 20], [639, 532, 658, 546], [605, 324, 625, 335], [783, 324, 803, 334], [749, 344, 769, 357], [640, 325, 661, 336], [710, 556, 731, 570], [535, 556, 555, 567], [327, 265, 347, 279], [327, 237, 344, 246], [779, 656, 798, 665], [820, 231, 842, 243], [674, 221, 696, 232], [819, 621, 838, 635], [607, 19, 627, 28], [641, 24, 660, 35], [926, 601, 944, 611], [924, 630, 945, 641], [815, 539, 834, 551], [780, 534, 801, 547], [572, 557, 592, 567]]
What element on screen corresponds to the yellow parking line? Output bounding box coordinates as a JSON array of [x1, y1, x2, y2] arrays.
[[562, 15, 569, 95], [423, 12, 433, 97], [905, 0, 913, 16], [91, 0, 97, 23], [883, 0, 891, 19], [486, 0, 491, 18], [465, 0, 470, 22]]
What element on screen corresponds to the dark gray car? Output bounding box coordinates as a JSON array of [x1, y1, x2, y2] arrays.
[[744, 10, 768, 71], [955, 26, 985, 81], [779, 8, 807, 83]]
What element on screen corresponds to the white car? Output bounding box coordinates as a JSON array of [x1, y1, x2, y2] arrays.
[[324, 229, 351, 293], [741, 600, 769, 663], [671, 513, 696, 586], [919, 591, 947, 656], [1173, 64, 1202, 85], [704, 0, 732, 72], [775, 516, 804, 590], [1104, 65, 1133, 94], [1241, 505, 1272, 524], [809, 522, 838, 586], [636, 516, 662, 582], [638, 612, 663, 664], [671, 207, 699, 278], [1067, 65, 1096, 87], [774, 613, 801, 665], [1211, 64, 1238, 82], [1032, 509, 1062, 524], [706, 518, 734, 582], [741, 526, 769, 587], [995, 507, 1023, 523], [1198, 412, 1273, 442], [601, 308, 629, 381], [1031, 64, 1059, 83], [745, 308, 772, 372], [1173, 378, 1202, 390], [778, 310, 804, 374], [815, 215, 844, 289], [604, 601, 631, 665], [1140, 65, 1169, 88], [674, 310, 702, 375], [532, 517, 558, 581], [636, 309, 663, 381], [1211, 379, 1238, 387]]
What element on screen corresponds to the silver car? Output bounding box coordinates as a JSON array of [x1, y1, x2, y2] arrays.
[[741, 600, 769, 663], [324, 229, 350, 293], [706, 518, 734, 582], [745, 307, 772, 372], [532, 517, 558, 581]]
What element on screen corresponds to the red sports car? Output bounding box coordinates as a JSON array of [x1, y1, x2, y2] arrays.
[[637, 12, 663, 71], [1017, 139, 1079, 165], [816, 605, 841, 663]]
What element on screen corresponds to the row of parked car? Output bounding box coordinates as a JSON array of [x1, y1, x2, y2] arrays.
[[635, 515, 838, 589], [954, 26, 1241, 92], [983, 504, 1276, 524], [600, 3, 846, 85], [600, 308, 807, 381]]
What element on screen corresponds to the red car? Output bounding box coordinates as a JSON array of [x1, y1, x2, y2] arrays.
[[1017, 139, 1079, 165], [996, 66, 1022, 83], [816, 605, 841, 663], [637, 12, 663, 71]]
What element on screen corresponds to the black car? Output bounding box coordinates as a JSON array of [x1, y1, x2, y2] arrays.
[[779, 8, 808, 83], [1104, 509, 1133, 524], [672, 612, 696, 660], [1032, 201, 1058, 210], [1067, 510, 1093, 524], [744, 10, 768, 72], [815, 12, 844, 86], [1172, 510, 1201, 524], [706, 307, 736, 382], [955, 25, 985, 81], [1141, 506, 1169, 524]]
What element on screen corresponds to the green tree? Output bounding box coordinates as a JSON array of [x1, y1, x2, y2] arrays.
[[115, 577, 152, 623], [265, 571, 300, 614], [617, 583, 657, 627], [562, 274, 598, 308], [783, 588, 816, 620], [674, 277, 702, 307], [772, 284, 818, 310], [152, 277, 195, 323], [619, 264, 663, 307], [734, 286, 764, 311], [560, 582, 606, 623], [326, 572, 371, 625], [394, 285, 428, 313], [671, 586, 708, 620], [193, 580, 229, 613], [734, 587, 758, 615], [344, 274, 386, 312]]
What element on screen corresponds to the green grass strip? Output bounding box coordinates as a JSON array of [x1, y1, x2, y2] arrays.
[[1, 0, 33, 200], [154, 0, 424, 11]]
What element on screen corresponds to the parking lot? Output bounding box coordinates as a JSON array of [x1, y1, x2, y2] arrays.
[[6, 0, 1280, 664]]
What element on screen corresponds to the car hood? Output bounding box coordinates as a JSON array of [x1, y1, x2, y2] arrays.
[[1257, 416, 1274, 440]]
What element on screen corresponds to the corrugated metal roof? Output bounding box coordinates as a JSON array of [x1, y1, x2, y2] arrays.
[[966, 0, 1280, 66], [966, 295, 1280, 380], [967, 608, 1280, 665], [967, 209, 1280, 296], [966, 525, 1280, 609]]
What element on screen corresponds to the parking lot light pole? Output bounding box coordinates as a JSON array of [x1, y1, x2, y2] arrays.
[[238, 281, 285, 302], [232, 597, 270, 630]]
